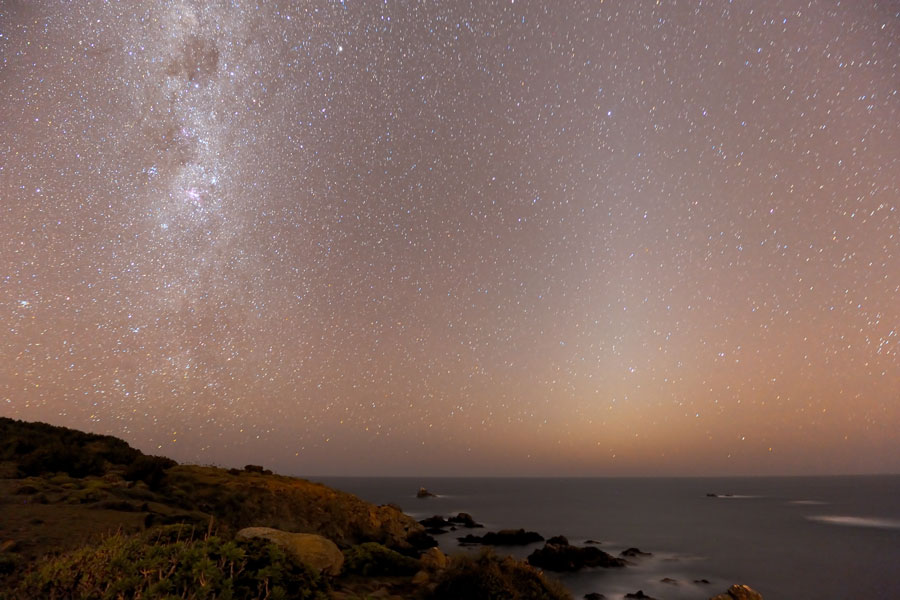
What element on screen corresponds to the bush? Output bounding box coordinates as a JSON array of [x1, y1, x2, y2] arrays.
[[343, 542, 420, 577], [123, 454, 177, 490], [430, 549, 571, 600], [0, 417, 142, 478], [13, 524, 330, 600], [17, 441, 105, 478]]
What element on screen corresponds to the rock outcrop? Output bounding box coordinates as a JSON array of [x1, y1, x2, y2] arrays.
[[165, 466, 432, 551], [236, 527, 344, 575], [447, 512, 483, 528], [458, 528, 544, 546], [527, 539, 626, 571], [420, 512, 484, 534], [709, 584, 764, 600]]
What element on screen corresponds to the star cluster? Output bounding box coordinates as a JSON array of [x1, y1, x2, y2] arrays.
[[1, 1, 897, 475]]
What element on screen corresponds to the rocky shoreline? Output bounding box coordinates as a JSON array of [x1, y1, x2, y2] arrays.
[[417, 507, 764, 600], [0, 417, 762, 599]]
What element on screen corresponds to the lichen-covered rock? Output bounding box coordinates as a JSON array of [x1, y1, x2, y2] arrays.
[[709, 584, 764, 600], [236, 526, 344, 575], [420, 547, 449, 571]]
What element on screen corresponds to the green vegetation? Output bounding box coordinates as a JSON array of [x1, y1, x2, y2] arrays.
[[342, 542, 420, 577], [9, 524, 328, 600], [0, 417, 140, 478], [0, 418, 577, 600], [430, 549, 572, 600]]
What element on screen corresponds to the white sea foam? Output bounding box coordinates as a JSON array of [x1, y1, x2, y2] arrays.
[[807, 515, 900, 529], [713, 494, 761, 499]]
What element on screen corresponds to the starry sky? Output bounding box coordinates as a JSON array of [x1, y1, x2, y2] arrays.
[[1, 1, 898, 477]]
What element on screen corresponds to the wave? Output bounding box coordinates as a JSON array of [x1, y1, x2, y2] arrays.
[[807, 515, 900, 530], [709, 494, 761, 499], [789, 500, 826, 505]]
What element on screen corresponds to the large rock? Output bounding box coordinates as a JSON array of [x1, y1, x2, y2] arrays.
[[420, 547, 449, 571], [417, 487, 437, 498], [237, 527, 344, 576], [447, 512, 483, 528], [420, 515, 451, 529], [527, 540, 626, 571], [709, 584, 764, 600], [458, 528, 544, 546]]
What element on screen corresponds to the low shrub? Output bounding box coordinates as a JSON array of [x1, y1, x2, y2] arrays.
[[342, 542, 420, 577], [123, 454, 177, 490], [430, 549, 571, 600], [13, 524, 330, 600]]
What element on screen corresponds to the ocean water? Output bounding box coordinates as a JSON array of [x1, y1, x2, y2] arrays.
[[312, 476, 900, 600]]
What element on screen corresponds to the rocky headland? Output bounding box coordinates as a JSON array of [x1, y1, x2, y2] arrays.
[[0, 417, 763, 599]]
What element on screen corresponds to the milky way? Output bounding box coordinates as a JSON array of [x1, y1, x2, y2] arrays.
[[1, 1, 898, 475]]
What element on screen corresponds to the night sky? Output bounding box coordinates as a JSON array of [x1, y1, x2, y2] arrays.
[[2, 1, 897, 476]]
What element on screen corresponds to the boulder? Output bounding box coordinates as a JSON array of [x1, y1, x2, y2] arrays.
[[420, 515, 451, 532], [420, 547, 449, 571], [709, 584, 764, 600], [585, 594, 606, 600], [458, 528, 544, 546], [527, 540, 626, 571], [625, 592, 656, 600], [620, 547, 652, 558], [546, 535, 569, 546], [236, 527, 343, 576], [661, 577, 678, 585], [447, 512, 484, 528], [417, 487, 437, 498]]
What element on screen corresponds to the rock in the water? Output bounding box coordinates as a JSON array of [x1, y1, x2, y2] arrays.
[[584, 594, 606, 600], [584, 539, 601, 545], [527, 540, 626, 571], [695, 579, 711, 584], [620, 547, 652, 557], [447, 512, 484, 528], [709, 584, 764, 600], [458, 528, 545, 546], [661, 577, 678, 585], [416, 487, 437, 498], [546, 535, 569, 546], [236, 527, 344, 575], [625, 592, 656, 600], [420, 515, 449, 528]]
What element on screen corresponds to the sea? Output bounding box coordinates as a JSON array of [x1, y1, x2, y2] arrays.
[[312, 476, 900, 600]]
